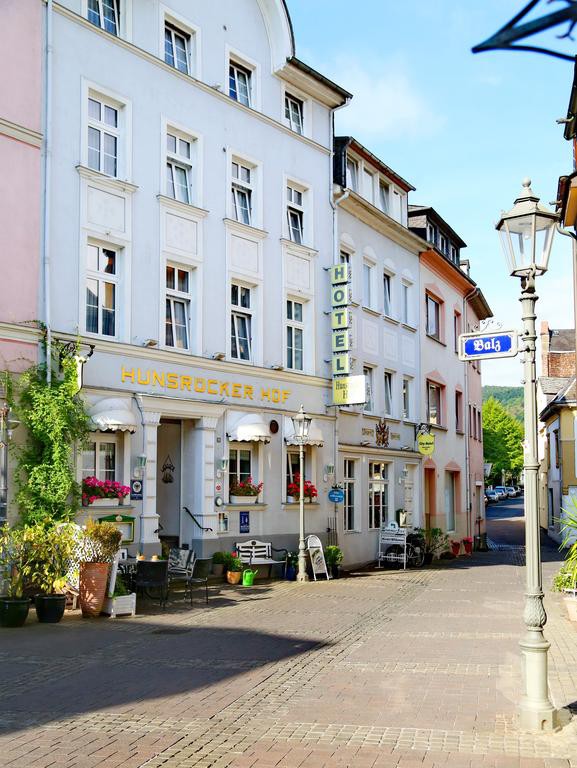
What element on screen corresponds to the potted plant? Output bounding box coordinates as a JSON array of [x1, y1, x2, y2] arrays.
[[101, 574, 136, 618], [212, 551, 226, 577], [285, 551, 298, 581], [0, 527, 31, 628], [19, 524, 76, 623], [82, 477, 131, 507], [414, 527, 450, 565], [325, 545, 344, 579], [229, 477, 263, 504], [287, 474, 318, 503], [450, 540, 461, 557], [462, 536, 474, 556], [78, 520, 122, 617], [553, 502, 577, 621], [223, 552, 243, 585]]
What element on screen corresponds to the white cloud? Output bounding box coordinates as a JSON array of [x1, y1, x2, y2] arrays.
[[329, 54, 445, 141]]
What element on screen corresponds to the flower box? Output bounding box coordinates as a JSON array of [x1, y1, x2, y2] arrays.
[[230, 495, 258, 505], [101, 593, 136, 618]]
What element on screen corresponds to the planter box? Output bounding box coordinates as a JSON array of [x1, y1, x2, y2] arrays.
[[563, 595, 577, 622], [85, 498, 126, 508], [102, 593, 136, 618], [229, 495, 258, 505]]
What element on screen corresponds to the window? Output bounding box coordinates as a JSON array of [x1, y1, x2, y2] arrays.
[[166, 130, 193, 203], [477, 410, 482, 440], [164, 22, 190, 73], [346, 157, 358, 191], [427, 224, 437, 246], [285, 93, 304, 134], [286, 450, 306, 495], [363, 262, 373, 308], [231, 160, 253, 225], [231, 283, 252, 361], [450, 245, 458, 264], [287, 184, 304, 244], [87, 95, 119, 177], [82, 436, 117, 481], [363, 169, 374, 203], [368, 462, 388, 529], [86, 243, 117, 337], [445, 471, 456, 531], [343, 459, 356, 531], [379, 180, 390, 213], [453, 312, 461, 353], [384, 371, 393, 416], [439, 234, 448, 255], [88, 0, 120, 35], [229, 60, 252, 107], [455, 390, 463, 432], [229, 447, 252, 489], [165, 265, 191, 350], [383, 273, 392, 317], [286, 299, 304, 371], [401, 282, 410, 325], [402, 377, 411, 419], [426, 295, 441, 340], [363, 367, 374, 413], [427, 382, 441, 425]]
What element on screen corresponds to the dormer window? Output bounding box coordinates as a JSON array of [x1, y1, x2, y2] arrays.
[[379, 180, 390, 213], [427, 223, 437, 246], [346, 157, 358, 191], [88, 0, 120, 36]]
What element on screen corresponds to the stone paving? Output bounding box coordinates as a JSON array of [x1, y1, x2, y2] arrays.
[[1, 510, 577, 767]]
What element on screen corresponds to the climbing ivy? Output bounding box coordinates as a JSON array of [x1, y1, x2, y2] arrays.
[[7, 346, 91, 525]]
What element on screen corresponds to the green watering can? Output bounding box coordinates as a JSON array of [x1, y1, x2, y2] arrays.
[[242, 568, 258, 587]]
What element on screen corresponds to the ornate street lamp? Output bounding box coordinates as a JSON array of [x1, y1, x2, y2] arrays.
[[496, 179, 559, 731], [291, 404, 312, 583], [0, 402, 20, 525]]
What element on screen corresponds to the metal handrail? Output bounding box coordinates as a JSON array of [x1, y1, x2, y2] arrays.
[[182, 506, 213, 533]]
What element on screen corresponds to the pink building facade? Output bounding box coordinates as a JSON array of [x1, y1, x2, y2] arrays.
[[0, 0, 42, 374]]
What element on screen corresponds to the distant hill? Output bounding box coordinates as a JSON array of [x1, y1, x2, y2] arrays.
[[482, 386, 523, 424]]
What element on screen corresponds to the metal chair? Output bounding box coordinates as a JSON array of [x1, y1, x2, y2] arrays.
[[168, 547, 194, 579], [133, 560, 170, 608], [185, 558, 211, 606]]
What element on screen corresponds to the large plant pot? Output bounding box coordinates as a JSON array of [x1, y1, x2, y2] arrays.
[[0, 597, 31, 628], [285, 565, 297, 581], [35, 594, 66, 624], [451, 542, 461, 557], [102, 593, 136, 618], [564, 596, 577, 622], [423, 552, 434, 566], [230, 495, 258, 505], [330, 564, 341, 579], [79, 562, 110, 617], [226, 571, 242, 585], [212, 563, 224, 577]]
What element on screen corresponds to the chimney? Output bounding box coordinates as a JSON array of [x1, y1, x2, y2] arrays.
[[540, 321, 550, 376]]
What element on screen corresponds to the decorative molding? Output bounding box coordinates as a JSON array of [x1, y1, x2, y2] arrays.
[[76, 165, 139, 194], [0, 117, 42, 148], [280, 239, 319, 258], [223, 218, 269, 240], [157, 195, 209, 219], [340, 192, 425, 255]]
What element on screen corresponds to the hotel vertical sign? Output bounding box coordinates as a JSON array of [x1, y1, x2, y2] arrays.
[[330, 265, 365, 405]]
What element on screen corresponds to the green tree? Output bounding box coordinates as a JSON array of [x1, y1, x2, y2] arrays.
[[482, 397, 524, 484]]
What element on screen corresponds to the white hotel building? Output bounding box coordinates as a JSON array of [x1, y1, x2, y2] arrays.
[[40, 0, 351, 556]]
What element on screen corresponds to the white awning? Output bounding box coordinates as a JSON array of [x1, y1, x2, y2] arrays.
[[284, 417, 324, 446], [88, 398, 138, 433], [227, 414, 271, 443]]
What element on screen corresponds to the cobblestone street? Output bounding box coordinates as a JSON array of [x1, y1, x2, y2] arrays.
[[1, 502, 576, 767]]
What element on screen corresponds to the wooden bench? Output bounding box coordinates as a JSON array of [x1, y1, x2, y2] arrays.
[[235, 539, 288, 578]]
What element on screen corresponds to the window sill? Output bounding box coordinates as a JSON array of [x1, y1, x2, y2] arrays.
[[383, 314, 399, 325], [157, 194, 209, 218], [383, 416, 401, 424], [426, 334, 446, 347], [76, 164, 138, 193], [282, 502, 321, 508], [343, 530, 362, 535], [456, 429, 465, 435], [429, 424, 448, 432], [224, 218, 269, 239], [401, 322, 417, 333], [224, 503, 268, 511], [362, 306, 380, 317], [280, 238, 319, 257], [82, 504, 135, 512]]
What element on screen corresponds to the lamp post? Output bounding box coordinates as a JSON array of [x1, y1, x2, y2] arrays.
[[496, 179, 559, 731], [0, 402, 20, 526], [292, 404, 312, 582]]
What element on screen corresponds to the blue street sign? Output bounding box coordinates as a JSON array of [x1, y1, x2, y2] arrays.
[[239, 511, 250, 534], [459, 330, 519, 361], [328, 488, 345, 503]]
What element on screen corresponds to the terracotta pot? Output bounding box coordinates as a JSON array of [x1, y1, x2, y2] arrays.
[[451, 542, 461, 557], [226, 570, 242, 585], [79, 562, 110, 617]]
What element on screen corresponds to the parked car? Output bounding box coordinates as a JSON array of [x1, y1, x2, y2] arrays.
[[493, 487, 508, 500], [485, 489, 499, 504], [505, 487, 517, 498]]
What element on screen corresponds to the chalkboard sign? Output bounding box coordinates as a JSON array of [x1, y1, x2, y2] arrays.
[[306, 534, 329, 580]]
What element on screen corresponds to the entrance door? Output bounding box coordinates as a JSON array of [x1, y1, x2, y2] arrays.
[[424, 467, 436, 531], [156, 420, 182, 549]]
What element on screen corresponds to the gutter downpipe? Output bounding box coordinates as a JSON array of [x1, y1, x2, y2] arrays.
[[42, 0, 54, 383], [329, 105, 350, 540], [556, 223, 577, 367], [463, 286, 479, 539]]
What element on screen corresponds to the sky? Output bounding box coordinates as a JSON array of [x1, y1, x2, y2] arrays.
[[286, 0, 576, 386]]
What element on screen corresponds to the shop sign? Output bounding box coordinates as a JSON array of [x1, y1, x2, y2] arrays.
[[332, 354, 351, 376], [239, 511, 250, 534], [306, 534, 329, 580], [417, 433, 435, 456], [375, 420, 390, 448], [328, 487, 345, 503], [130, 479, 143, 501], [333, 375, 366, 406]]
